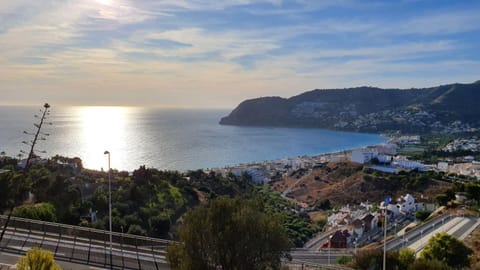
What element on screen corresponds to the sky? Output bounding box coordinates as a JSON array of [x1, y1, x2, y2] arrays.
[[0, 0, 479, 108]]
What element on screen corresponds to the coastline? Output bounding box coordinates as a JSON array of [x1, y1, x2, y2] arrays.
[[209, 142, 387, 179]]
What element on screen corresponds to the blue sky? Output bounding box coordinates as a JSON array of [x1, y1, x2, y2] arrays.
[[0, 0, 479, 108]]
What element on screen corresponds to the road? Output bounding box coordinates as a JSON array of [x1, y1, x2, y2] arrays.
[[0, 216, 170, 270], [291, 248, 353, 265], [386, 214, 480, 255], [0, 252, 109, 270], [297, 214, 479, 265]]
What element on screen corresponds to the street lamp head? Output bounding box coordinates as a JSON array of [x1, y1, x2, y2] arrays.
[[104, 151, 110, 155]]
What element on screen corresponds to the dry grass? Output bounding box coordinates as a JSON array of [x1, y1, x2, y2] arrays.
[[271, 162, 452, 207]]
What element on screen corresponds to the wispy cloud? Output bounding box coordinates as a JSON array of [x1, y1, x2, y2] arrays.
[[396, 10, 480, 35], [0, 0, 479, 107]]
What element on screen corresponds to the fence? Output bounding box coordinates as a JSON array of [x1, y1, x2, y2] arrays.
[[285, 260, 353, 270], [0, 215, 172, 270]]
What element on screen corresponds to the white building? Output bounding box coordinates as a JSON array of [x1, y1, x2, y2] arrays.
[[393, 159, 426, 171], [437, 161, 449, 172], [398, 194, 416, 214], [351, 149, 378, 164]]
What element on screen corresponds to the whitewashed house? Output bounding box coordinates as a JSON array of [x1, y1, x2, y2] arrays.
[[399, 194, 416, 214], [351, 149, 378, 164]]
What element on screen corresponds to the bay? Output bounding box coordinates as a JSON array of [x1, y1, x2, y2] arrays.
[[0, 106, 387, 171]]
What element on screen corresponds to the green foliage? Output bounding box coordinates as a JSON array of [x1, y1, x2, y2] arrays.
[[2, 158, 317, 242], [420, 233, 472, 269], [0, 170, 31, 211], [407, 258, 451, 270], [17, 247, 62, 270], [12, 203, 57, 222], [352, 249, 414, 270], [312, 215, 327, 228], [337, 255, 352, 265], [362, 169, 444, 191], [415, 211, 431, 221], [465, 182, 480, 202], [127, 224, 147, 236], [252, 186, 319, 247], [398, 249, 416, 270], [353, 249, 406, 270], [436, 194, 450, 206], [314, 199, 331, 210], [166, 197, 291, 270]]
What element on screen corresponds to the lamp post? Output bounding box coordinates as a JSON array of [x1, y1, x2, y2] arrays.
[[383, 197, 391, 270], [328, 235, 333, 265], [104, 151, 112, 269], [383, 207, 387, 270]]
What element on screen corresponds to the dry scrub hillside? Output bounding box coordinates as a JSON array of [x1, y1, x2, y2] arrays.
[[271, 162, 452, 207]]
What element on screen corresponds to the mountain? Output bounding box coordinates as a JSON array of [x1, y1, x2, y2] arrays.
[[220, 81, 480, 134]]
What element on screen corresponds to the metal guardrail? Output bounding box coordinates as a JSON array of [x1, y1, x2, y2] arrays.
[[0, 215, 172, 270], [286, 260, 353, 270]]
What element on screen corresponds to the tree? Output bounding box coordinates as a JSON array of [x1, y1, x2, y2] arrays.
[[127, 224, 147, 236], [17, 247, 62, 270], [337, 255, 352, 265], [436, 194, 450, 206], [415, 211, 431, 221], [420, 233, 472, 269], [398, 248, 415, 270], [166, 197, 292, 270], [465, 183, 480, 202], [12, 203, 57, 222], [352, 249, 413, 270], [408, 258, 451, 270]]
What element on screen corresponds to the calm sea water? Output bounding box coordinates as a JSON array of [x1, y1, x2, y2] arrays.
[[0, 106, 386, 171]]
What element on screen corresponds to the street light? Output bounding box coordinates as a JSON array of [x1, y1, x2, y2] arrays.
[[104, 150, 112, 269], [383, 205, 388, 270], [328, 235, 333, 265]]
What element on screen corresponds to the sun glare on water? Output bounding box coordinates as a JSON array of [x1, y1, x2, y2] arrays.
[[78, 106, 130, 170]]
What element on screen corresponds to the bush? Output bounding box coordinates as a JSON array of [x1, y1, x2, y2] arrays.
[[415, 211, 431, 221], [337, 255, 352, 265], [12, 203, 57, 222], [17, 247, 62, 270], [420, 233, 472, 269]]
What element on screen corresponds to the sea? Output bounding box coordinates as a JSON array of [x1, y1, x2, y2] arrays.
[[0, 106, 387, 172]]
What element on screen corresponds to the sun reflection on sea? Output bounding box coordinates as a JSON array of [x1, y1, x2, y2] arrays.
[[78, 106, 130, 170]]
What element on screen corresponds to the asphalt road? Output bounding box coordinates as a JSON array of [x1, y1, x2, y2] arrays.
[[0, 252, 109, 270], [386, 215, 480, 254], [0, 226, 169, 270], [290, 249, 353, 265]]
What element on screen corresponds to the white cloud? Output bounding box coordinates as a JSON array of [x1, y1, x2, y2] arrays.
[[366, 10, 480, 37]]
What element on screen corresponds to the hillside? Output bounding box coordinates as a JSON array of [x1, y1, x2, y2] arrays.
[[220, 81, 480, 134], [271, 162, 452, 206]]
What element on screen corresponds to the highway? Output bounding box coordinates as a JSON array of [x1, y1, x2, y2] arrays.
[[385, 214, 479, 255], [296, 214, 479, 265], [0, 215, 170, 270], [1, 214, 478, 269], [290, 248, 353, 265]]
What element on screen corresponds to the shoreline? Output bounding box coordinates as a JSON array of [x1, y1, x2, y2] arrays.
[[209, 142, 388, 178]]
